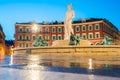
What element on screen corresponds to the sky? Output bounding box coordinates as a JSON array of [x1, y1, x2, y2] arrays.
[[0, 0, 120, 40]]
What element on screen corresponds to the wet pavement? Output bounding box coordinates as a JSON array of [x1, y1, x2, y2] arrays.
[[0, 55, 120, 80]]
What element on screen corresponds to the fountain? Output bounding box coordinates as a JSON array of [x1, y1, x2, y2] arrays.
[[13, 4, 120, 57]]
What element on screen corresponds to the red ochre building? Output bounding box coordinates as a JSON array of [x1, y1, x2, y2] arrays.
[[14, 18, 120, 48]]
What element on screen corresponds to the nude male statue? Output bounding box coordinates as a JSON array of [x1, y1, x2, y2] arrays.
[[64, 4, 75, 40]]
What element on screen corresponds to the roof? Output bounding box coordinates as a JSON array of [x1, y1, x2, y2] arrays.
[[15, 18, 119, 31], [15, 18, 106, 25]]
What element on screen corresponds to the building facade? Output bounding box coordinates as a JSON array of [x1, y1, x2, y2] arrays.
[[14, 18, 120, 48], [0, 24, 6, 56]]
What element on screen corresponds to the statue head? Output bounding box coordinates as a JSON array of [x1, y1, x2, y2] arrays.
[[68, 4, 72, 10]]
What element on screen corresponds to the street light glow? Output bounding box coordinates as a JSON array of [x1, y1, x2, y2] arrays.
[[32, 24, 38, 32], [32, 21, 38, 32]]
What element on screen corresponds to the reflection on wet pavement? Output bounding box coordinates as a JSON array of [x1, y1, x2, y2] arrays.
[[0, 55, 120, 80]]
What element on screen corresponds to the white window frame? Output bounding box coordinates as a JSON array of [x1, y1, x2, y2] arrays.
[[95, 24, 100, 30], [82, 33, 87, 39], [26, 35, 30, 40], [32, 35, 36, 40], [18, 27, 23, 32], [18, 35, 22, 40], [88, 25, 93, 31], [95, 32, 100, 38], [76, 26, 80, 32], [26, 27, 30, 33], [45, 27, 49, 32], [26, 43, 29, 47], [58, 27, 62, 33], [45, 36, 49, 40], [38, 36, 42, 40], [52, 35, 56, 40], [82, 25, 86, 31], [52, 27, 56, 33], [58, 35, 62, 40], [88, 33, 93, 39], [18, 43, 22, 48]]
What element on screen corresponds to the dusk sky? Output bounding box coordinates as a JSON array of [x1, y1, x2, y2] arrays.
[[0, 0, 120, 40]]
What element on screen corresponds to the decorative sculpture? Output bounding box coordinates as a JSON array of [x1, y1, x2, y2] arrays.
[[32, 37, 48, 47], [32, 37, 40, 47], [69, 33, 76, 45], [75, 35, 80, 45], [64, 4, 75, 40], [69, 33, 81, 46], [40, 40, 48, 46], [101, 35, 113, 45]]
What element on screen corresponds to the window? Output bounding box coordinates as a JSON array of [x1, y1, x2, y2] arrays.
[[18, 27, 23, 33], [76, 26, 80, 32], [26, 43, 29, 47], [40, 28, 42, 33], [95, 32, 100, 38], [52, 27, 56, 33], [18, 43, 22, 48], [58, 35, 62, 40], [82, 33, 87, 39], [52, 35, 56, 40], [45, 36, 49, 40], [26, 36, 30, 40], [88, 25, 93, 31], [58, 27, 62, 33], [82, 26, 86, 31], [88, 33, 93, 39], [39, 36, 42, 40], [26, 28, 30, 33], [46, 28, 49, 32], [32, 36, 36, 40], [18, 35, 22, 40], [95, 24, 100, 30]]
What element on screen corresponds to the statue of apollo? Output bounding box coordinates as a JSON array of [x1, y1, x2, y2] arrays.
[[64, 4, 75, 40]]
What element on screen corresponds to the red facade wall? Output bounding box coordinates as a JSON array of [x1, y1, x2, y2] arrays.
[[15, 21, 117, 48]]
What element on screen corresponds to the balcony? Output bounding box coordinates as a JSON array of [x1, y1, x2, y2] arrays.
[[18, 31, 30, 34], [17, 39, 31, 41], [40, 32, 50, 34]]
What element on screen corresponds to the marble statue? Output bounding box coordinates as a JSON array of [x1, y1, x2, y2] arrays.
[[64, 4, 75, 40]]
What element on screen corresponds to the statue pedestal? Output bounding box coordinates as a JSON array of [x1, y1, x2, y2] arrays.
[[52, 39, 90, 46], [52, 40, 69, 46]]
